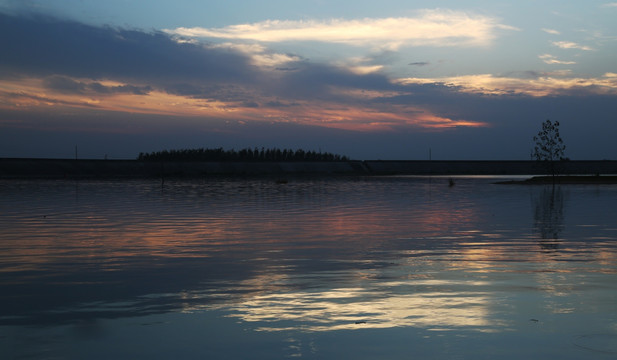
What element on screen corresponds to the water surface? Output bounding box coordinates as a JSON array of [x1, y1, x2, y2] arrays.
[[1, 176, 616, 359]]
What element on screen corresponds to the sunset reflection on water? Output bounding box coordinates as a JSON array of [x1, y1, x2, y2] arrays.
[[2, 177, 617, 359], [214, 282, 500, 333]]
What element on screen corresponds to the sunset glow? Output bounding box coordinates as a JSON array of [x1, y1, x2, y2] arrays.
[[1, 1, 616, 159]]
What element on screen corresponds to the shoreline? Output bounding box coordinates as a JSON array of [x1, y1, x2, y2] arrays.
[[1, 158, 617, 179], [495, 175, 617, 185]]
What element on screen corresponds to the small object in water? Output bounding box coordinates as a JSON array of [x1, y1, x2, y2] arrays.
[[448, 178, 455, 187], [276, 179, 288, 184], [355, 321, 367, 324], [530, 319, 539, 323]]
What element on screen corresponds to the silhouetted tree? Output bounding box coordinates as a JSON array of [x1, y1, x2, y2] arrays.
[[533, 119, 566, 180]]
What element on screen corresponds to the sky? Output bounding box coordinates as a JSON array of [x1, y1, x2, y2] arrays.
[[1, 1, 616, 160]]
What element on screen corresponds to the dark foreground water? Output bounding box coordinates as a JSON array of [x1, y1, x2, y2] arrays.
[[1, 176, 616, 359]]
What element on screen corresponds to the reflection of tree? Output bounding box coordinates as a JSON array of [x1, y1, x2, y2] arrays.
[[533, 186, 565, 251]]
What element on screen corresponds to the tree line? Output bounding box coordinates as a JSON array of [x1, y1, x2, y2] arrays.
[[137, 147, 350, 162]]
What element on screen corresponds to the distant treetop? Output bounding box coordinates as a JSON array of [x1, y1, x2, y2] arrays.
[[137, 147, 350, 162]]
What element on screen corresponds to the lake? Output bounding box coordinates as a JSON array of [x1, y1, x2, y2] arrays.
[[1, 176, 617, 359]]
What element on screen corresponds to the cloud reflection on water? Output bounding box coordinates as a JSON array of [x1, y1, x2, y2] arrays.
[[1, 178, 617, 338], [213, 281, 502, 333]]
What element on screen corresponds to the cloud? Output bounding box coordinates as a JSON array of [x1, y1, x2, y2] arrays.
[[539, 54, 576, 65], [347, 65, 384, 75], [0, 12, 256, 84], [601, 3, 617, 7], [43, 76, 152, 95], [552, 41, 594, 51], [541, 28, 560, 35], [166, 10, 515, 49], [2, 11, 616, 160], [208, 43, 302, 69], [1, 76, 239, 117], [336, 56, 386, 75], [0, 13, 488, 134], [397, 72, 617, 97]]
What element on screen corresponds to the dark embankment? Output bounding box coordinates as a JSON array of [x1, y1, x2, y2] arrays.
[[1, 158, 617, 179], [0, 158, 363, 178]]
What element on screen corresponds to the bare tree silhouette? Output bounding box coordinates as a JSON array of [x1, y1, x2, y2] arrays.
[[532, 119, 566, 181]]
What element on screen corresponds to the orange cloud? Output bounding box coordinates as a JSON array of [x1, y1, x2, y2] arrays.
[[247, 99, 486, 132], [0, 76, 487, 132], [0, 77, 242, 118]]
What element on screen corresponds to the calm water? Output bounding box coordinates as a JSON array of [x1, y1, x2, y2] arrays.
[[1, 176, 617, 359]]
